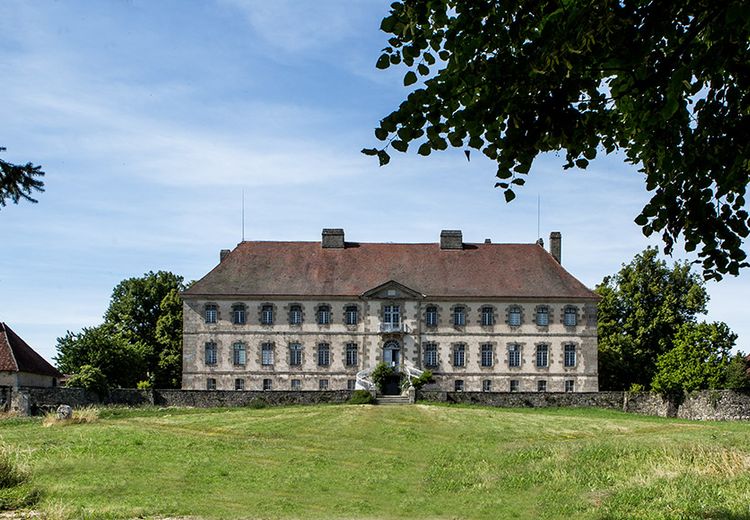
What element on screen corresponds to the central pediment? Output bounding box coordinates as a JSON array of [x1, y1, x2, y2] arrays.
[[361, 280, 425, 300]]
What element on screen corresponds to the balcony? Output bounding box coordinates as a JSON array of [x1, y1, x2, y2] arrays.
[[379, 322, 410, 334]]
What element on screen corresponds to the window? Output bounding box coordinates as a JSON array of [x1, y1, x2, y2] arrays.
[[483, 380, 492, 392], [289, 305, 303, 325], [318, 305, 331, 325], [232, 342, 246, 365], [565, 380, 575, 393], [424, 343, 438, 367], [235, 378, 245, 391], [261, 343, 274, 366], [536, 345, 549, 368], [205, 304, 217, 324], [319, 379, 329, 390], [206, 378, 216, 390], [564, 344, 577, 367], [317, 343, 330, 366], [454, 380, 464, 392], [481, 306, 494, 326], [347, 379, 356, 390], [508, 344, 521, 367], [345, 305, 358, 325], [232, 304, 246, 325], [535, 306, 549, 326], [481, 343, 493, 367], [538, 380, 547, 392], [508, 306, 522, 326], [564, 306, 578, 326], [263, 378, 272, 391], [453, 306, 466, 327], [453, 344, 465, 367], [289, 343, 302, 366], [383, 305, 400, 325], [205, 342, 217, 365], [345, 343, 358, 366], [261, 304, 274, 325], [425, 306, 438, 327], [291, 379, 301, 390], [509, 380, 519, 392]]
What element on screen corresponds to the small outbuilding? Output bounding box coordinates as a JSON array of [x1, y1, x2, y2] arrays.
[[0, 322, 62, 388]]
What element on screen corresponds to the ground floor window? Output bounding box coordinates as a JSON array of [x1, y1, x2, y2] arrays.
[[538, 380, 547, 392], [510, 380, 519, 392], [235, 378, 245, 391], [319, 379, 329, 390], [347, 379, 356, 390], [263, 378, 272, 391], [482, 380, 492, 392], [565, 379, 575, 392], [291, 379, 301, 390], [206, 378, 216, 390], [454, 380, 464, 392]]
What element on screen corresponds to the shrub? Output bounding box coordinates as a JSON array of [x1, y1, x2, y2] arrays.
[[628, 383, 645, 392], [66, 364, 109, 396], [411, 370, 433, 391], [136, 379, 153, 390], [348, 390, 376, 404], [370, 362, 397, 394]]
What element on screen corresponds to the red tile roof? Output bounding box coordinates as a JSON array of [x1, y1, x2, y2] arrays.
[[184, 241, 598, 300], [0, 322, 62, 377]]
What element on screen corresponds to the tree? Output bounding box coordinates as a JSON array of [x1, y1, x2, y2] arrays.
[[365, 1, 750, 280], [0, 147, 45, 208], [651, 321, 735, 394], [54, 325, 147, 388], [104, 271, 185, 385], [65, 364, 109, 396], [596, 248, 708, 390], [724, 352, 750, 391]]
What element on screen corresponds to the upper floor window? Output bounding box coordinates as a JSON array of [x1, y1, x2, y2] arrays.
[[508, 305, 522, 327], [345, 343, 358, 366], [564, 306, 578, 326], [383, 305, 400, 325], [508, 344, 521, 367], [453, 344, 465, 367], [536, 344, 549, 368], [317, 343, 330, 366], [261, 304, 274, 325], [261, 342, 274, 366], [345, 305, 358, 325], [289, 305, 303, 325], [425, 306, 438, 327], [289, 342, 302, 366], [318, 305, 331, 325], [205, 342, 217, 365], [424, 342, 438, 367], [481, 344, 493, 367], [535, 306, 549, 326], [232, 342, 246, 365], [453, 306, 466, 326], [481, 306, 494, 326], [232, 304, 246, 325], [564, 344, 577, 367], [205, 304, 217, 324]]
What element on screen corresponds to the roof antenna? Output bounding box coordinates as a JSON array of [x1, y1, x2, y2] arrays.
[[241, 188, 245, 242]]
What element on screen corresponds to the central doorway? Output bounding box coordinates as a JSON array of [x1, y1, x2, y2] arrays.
[[383, 340, 400, 366]]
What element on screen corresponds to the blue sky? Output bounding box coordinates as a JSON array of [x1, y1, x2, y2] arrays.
[[1, 0, 748, 363]]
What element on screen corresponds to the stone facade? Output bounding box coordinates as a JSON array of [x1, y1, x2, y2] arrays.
[[181, 230, 599, 393]]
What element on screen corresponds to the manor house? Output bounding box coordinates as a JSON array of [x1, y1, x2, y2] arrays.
[[181, 229, 599, 393]]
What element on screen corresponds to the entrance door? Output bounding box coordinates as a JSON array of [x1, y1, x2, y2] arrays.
[[383, 340, 400, 366]]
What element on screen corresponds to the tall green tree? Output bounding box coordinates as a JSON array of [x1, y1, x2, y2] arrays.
[[651, 321, 736, 394], [154, 287, 184, 388], [596, 248, 708, 390], [724, 352, 750, 391], [0, 147, 45, 208], [365, 0, 750, 280], [54, 325, 147, 388]]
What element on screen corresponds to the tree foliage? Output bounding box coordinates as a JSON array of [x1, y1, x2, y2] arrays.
[[596, 247, 708, 390], [724, 352, 750, 391], [65, 364, 109, 396], [0, 147, 45, 208], [365, 0, 750, 279], [651, 322, 736, 394], [54, 325, 147, 388], [154, 287, 184, 388]]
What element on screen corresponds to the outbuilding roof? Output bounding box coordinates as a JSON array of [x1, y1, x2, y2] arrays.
[[184, 240, 598, 300], [0, 322, 62, 377]]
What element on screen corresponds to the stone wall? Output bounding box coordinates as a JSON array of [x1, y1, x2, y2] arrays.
[[420, 390, 625, 409], [0, 385, 10, 412]]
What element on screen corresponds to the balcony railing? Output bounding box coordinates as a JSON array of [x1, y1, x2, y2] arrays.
[[379, 322, 410, 333]]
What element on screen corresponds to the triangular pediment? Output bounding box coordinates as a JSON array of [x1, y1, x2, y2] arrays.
[[361, 280, 424, 300]]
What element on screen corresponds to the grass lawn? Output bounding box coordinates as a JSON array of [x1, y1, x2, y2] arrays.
[[1, 404, 750, 519]]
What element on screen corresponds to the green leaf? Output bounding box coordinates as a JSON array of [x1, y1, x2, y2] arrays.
[[404, 71, 418, 86]]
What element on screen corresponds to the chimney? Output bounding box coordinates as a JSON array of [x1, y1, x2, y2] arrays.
[[322, 228, 345, 248], [220, 249, 231, 262], [549, 232, 561, 264], [440, 230, 463, 250], [484, 238, 492, 244]]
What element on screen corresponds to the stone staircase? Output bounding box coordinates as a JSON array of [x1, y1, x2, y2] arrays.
[[376, 395, 412, 406]]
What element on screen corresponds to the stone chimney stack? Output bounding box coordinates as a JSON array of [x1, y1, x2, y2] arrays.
[[322, 228, 345, 248], [220, 249, 231, 262], [549, 232, 562, 264], [440, 230, 463, 250]]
